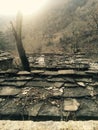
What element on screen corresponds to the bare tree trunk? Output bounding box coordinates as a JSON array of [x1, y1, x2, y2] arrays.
[[11, 12, 30, 72]]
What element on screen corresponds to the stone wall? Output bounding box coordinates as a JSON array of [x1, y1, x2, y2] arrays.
[[0, 53, 98, 121]]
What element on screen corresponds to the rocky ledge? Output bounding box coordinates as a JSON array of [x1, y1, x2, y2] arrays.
[[0, 53, 98, 121]]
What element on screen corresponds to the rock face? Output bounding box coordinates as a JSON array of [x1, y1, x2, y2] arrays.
[[0, 53, 98, 121]]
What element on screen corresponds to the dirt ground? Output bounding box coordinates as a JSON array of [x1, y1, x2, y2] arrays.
[[0, 121, 98, 130]]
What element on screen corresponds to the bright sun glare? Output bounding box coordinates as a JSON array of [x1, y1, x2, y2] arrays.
[[0, 0, 49, 15]]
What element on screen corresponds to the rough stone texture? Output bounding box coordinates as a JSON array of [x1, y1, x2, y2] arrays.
[[47, 78, 65, 82], [31, 70, 45, 74], [51, 82, 64, 88], [43, 71, 58, 76], [0, 53, 98, 121], [77, 82, 85, 87], [17, 71, 31, 75], [50, 88, 63, 96], [63, 99, 80, 111], [38, 103, 60, 116], [63, 87, 90, 97], [75, 78, 92, 83], [15, 76, 32, 81], [27, 102, 43, 116], [0, 81, 27, 87], [0, 87, 20, 97], [86, 70, 98, 75], [64, 83, 78, 88], [25, 81, 53, 88], [0, 98, 23, 115], [76, 99, 98, 118], [0, 121, 98, 130], [58, 70, 75, 75], [0, 51, 13, 70]]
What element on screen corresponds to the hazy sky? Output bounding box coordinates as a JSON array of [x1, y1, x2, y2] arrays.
[[0, 0, 49, 15]]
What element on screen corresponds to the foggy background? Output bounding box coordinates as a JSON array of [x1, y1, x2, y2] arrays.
[[0, 0, 98, 56]]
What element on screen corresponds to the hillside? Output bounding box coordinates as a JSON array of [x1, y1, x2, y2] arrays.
[[21, 0, 98, 54], [0, 0, 98, 55]]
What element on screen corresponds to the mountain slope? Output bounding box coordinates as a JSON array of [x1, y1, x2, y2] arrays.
[[0, 0, 98, 54]]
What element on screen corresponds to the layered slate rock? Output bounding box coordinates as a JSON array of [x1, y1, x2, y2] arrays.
[[38, 102, 61, 117], [0, 53, 98, 121], [17, 71, 31, 76], [76, 99, 98, 119], [27, 102, 44, 117], [58, 70, 75, 75], [0, 98, 24, 116], [0, 51, 13, 70], [0, 87, 21, 97], [25, 81, 53, 88], [63, 87, 90, 98], [63, 99, 80, 111], [0, 81, 27, 87]]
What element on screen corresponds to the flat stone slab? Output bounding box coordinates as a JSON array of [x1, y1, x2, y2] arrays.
[[32, 77, 46, 81], [31, 70, 45, 74], [0, 81, 27, 87], [26, 81, 53, 88], [86, 70, 98, 75], [63, 99, 80, 111], [0, 98, 23, 116], [4, 77, 32, 81], [0, 78, 5, 83], [77, 82, 85, 87], [49, 88, 63, 97], [76, 99, 98, 118], [42, 71, 58, 76], [65, 64, 89, 70], [64, 78, 75, 83], [75, 78, 92, 83], [73, 63, 89, 70], [0, 71, 7, 75], [38, 103, 60, 116], [17, 71, 31, 76], [4, 77, 16, 81], [64, 83, 78, 88], [27, 102, 43, 116], [30, 65, 46, 70], [5, 69, 18, 75], [47, 78, 65, 82], [15, 76, 32, 81], [51, 82, 64, 88], [58, 70, 75, 75], [75, 71, 87, 76], [89, 82, 98, 87], [0, 87, 21, 97], [63, 87, 90, 97]]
